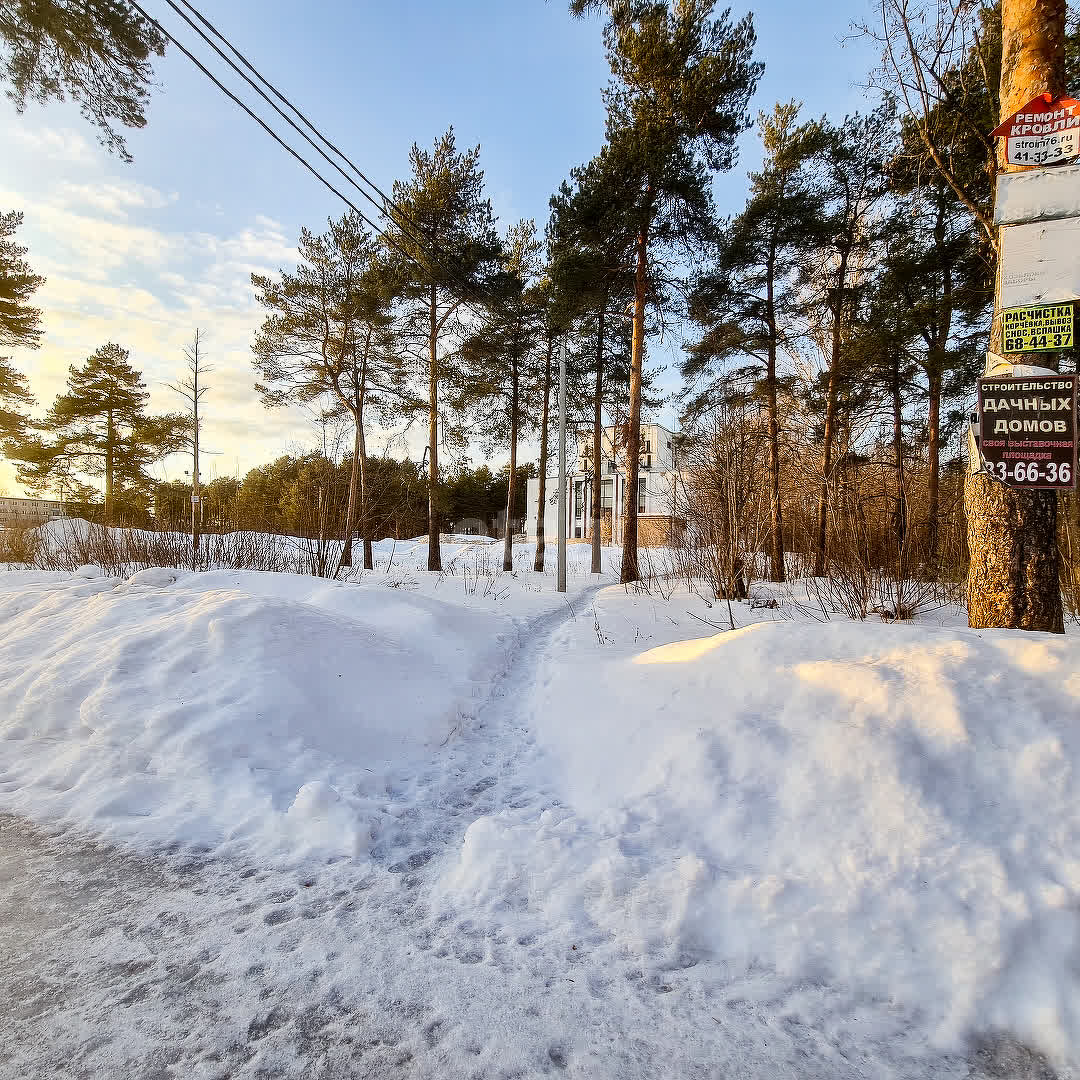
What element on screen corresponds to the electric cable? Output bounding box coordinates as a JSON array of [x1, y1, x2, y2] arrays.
[[127, 0, 501, 314]]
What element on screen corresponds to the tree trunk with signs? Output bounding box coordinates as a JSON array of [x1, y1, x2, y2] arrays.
[[965, 0, 1066, 633]]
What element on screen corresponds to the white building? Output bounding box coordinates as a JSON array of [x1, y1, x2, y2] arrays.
[[0, 496, 66, 531], [524, 422, 683, 546]]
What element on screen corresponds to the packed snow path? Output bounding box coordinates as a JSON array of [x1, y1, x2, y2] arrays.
[[0, 559, 1073, 1078]]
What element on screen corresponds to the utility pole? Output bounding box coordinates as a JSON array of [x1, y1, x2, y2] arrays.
[[965, 0, 1067, 633], [557, 340, 567, 594]]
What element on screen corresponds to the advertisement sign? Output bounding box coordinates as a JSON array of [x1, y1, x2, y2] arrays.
[[1000, 218, 1080, 309], [978, 374, 1077, 489], [994, 164, 1080, 225], [991, 94, 1080, 167], [1001, 304, 1075, 352]]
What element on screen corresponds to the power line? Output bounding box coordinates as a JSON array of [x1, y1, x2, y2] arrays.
[[170, 0, 432, 255], [165, 0, 484, 298], [123, 5, 391, 247], [126, 0, 500, 313]]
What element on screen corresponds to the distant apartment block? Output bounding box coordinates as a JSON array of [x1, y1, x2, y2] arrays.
[[524, 422, 684, 546], [0, 496, 66, 530]]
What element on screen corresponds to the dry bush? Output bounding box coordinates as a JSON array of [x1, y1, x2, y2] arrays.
[[30, 520, 345, 578], [805, 460, 962, 621], [0, 527, 40, 568], [674, 403, 770, 603], [625, 546, 679, 601]]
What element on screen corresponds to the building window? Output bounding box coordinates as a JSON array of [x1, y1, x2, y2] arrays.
[[601, 479, 614, 510], [638, 477, 646, 514], [574, 481, 583, 519]]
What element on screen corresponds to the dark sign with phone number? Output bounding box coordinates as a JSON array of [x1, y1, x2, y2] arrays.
[[978, 374, 1078, 489]]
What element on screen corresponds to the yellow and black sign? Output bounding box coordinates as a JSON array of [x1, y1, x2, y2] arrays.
[[1002, 303, 1075, 353]]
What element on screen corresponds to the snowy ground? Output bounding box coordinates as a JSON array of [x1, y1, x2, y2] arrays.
[[0, 540, 1077, 1078]]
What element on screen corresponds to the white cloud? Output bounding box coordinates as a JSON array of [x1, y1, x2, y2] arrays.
[[0, 177, 312, 493], [54, 181, 178, 219], [4, 124, 97, 166], [0, 124, 404, 495]]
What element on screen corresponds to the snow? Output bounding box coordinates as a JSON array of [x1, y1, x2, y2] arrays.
[[1, 548, 1079, 1076], [0, 563, 514, 861], [438, 587, 1080, 1066], [124, 565, 189, 587]]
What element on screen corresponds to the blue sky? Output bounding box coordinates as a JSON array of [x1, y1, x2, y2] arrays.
[[0, 0, 880, 494]]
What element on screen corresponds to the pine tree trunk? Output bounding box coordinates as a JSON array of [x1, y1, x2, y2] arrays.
[[534, 336, 553, 572], [1000, 0, 1066, 118], [339, 417, 360, 571], [105, 411, 114, 525], [427, 282, 441, 571], [927, 367, 941, 565], [337, 346, 370, 576], [592, 307, 605, 575], [620, 213, 649, 585], [966, 0, 1065, 632], [814, 252, 849, 579], [891, 349, 907, 551], [359, 412, 373, 571], [966, 477, 1063, 631], [813, 336, 841, 578], [504, 358, 519, 573], [764, 237, 786, 583]]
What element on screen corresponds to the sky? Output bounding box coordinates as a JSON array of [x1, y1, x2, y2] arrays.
[[0, 0, 881, 496]]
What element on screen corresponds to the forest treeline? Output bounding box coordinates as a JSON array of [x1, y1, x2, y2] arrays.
[[2, 0, 1080, 602], [151, 458, 535, 543]]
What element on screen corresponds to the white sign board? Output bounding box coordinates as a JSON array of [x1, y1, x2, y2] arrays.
[[1004, 128, 1079, 167], [995, 165, 1080, 225], [1000, 218, 1080, 309]]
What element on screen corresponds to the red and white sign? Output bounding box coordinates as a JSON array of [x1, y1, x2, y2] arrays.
[[991, 94, 1080, 167]]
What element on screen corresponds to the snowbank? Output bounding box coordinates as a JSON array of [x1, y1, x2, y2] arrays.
[[0, 568, 511, 862], [436, 586, 1080, 1065]]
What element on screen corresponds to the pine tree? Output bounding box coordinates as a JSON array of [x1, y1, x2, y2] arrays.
[[385, 128, 501, 572], [252, 212, 418, 572], [877, 181, 990, 564], [455, 220, 544, 571], [684, 102, 825, 582], [804, 107, 895, 576], [572, 0, 762, 583], [1, 0, 165, 161], [30, 343, 183, 521], [0, 210, 41, 442], [854, 273, 924, 559], [548, 155, 635, 573]]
